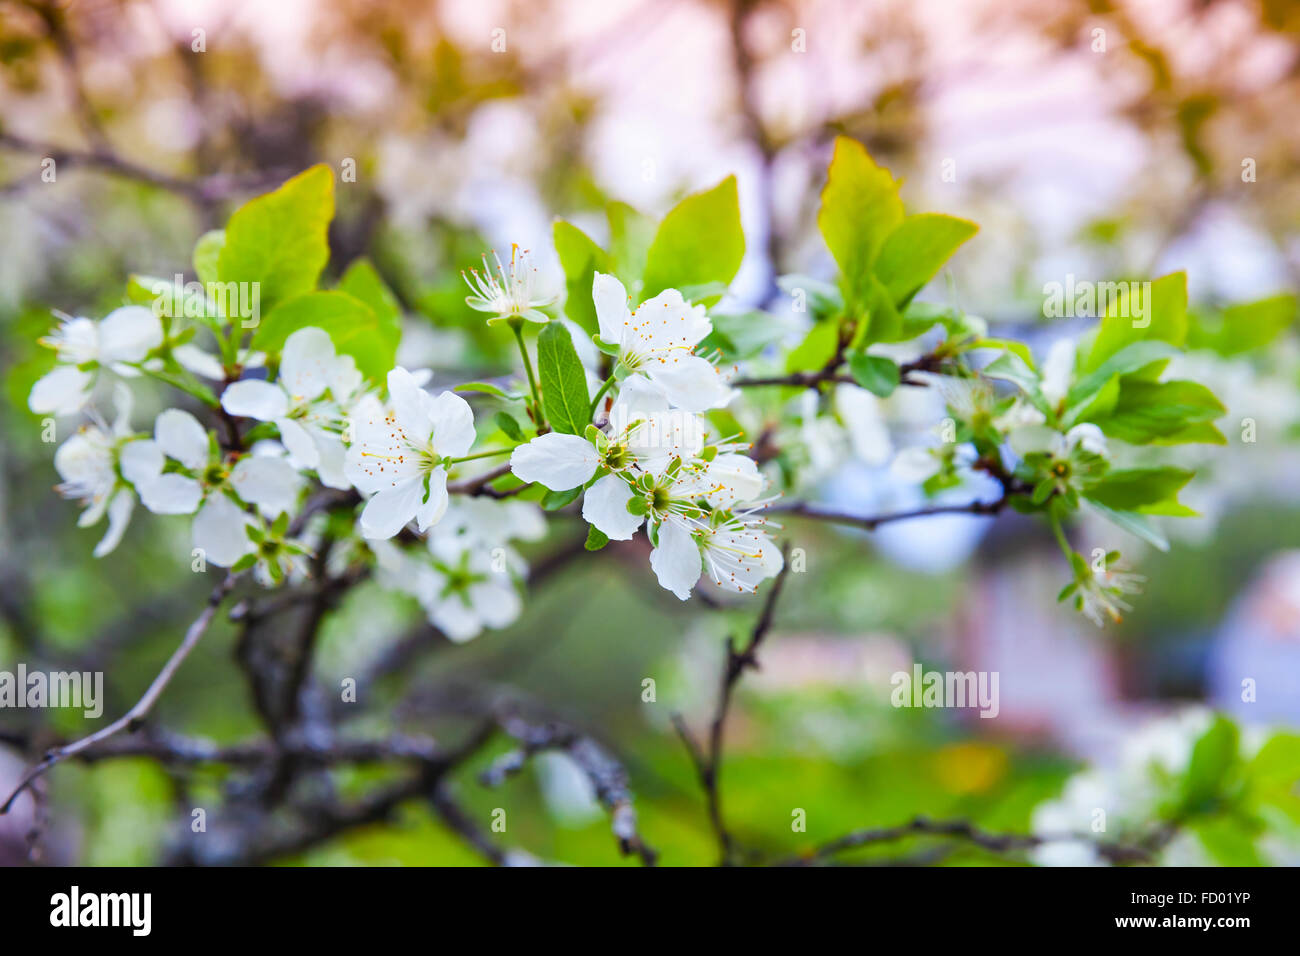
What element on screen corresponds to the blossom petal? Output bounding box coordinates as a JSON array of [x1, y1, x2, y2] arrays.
[[280, 327, 334, 402], [192, 494, 254, 567], [93, 489, 135, 558], [592, 272, 631, 345], [699, 453, 764, 507], [581, 473, 643, 540], [119, 438, 164, 488], [414, 467, 450, 532], [1007, 425, 1058, 457], [646, 355, 735, 412], [429, 390, 476, 459], [1041, 338, 1077, 406], [98, 305, 163, 364], [387, 367, 429, 440], [221, 380, 288, 421], [891, 446, 939, 482], [427, 596, 482, 643], [345, 401, 421, 493], [359, 475, 425, 539], [139, 473, 203, 515], [173, 344, 224, 380], [510, 433, 599, 490], [471, 580, 521, 629], [276, 417, 320, 468], [29, 366, 94, 415], [155, 409, 210, 470], [1066, 423, 1108, 456], [630, 288, 712, 352], [649, 518, 700, 600], [314, 434, 350, 490], [230, 455, 301, 516]]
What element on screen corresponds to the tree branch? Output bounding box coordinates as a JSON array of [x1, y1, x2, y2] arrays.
[[480, 715, 659, 866], [775, 815, 1162, 866], [0, 573, 238, 814], [672, 548, 791, 865]]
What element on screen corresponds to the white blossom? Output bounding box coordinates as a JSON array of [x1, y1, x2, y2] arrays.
[[52, 384, 158, 557], [593, 272, 733, 412], [220, 327, 362, 489], [344, 367, 476, 539], [29, 307, 163, 415], [462, 245, 556, 325]]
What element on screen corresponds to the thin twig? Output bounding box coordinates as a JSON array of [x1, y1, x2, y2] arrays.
[[673, 549, 791, 865], [0, 574, 238, 814], [774, 815, 1160, 866], [480, 715, 659, 866]]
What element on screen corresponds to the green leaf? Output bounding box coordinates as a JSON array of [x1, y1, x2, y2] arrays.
[[1091, 379, 1226, 444], [983, 352, 1048, 412], [1063, 339, 1179, 421], [785, 319, 840, 374], [584, 525, 610, 551], [252, 290, 396, 382], [847, 353, 900, 397], [777, 274, 843, 321], [1069, 373, 1121, 426], [536, 321, 591, 435], [1082, 500, 1170, 552], [1246, 733, 1300, 799], [1151, 420, 1227, 446], [338, 258, 401, 331], [1190, 817, 1264, 866], [455, 381, 524, 401], [817, 137, 904, 309], [1180, 715, 1240, 815], [231, 553, 258, 573], [1083, 271, 1188, 373], [964, 337, 1036, 369], [193, 230, 225, 286], [856, 273, 901, 344], [127, 274, 221, 327], [1082, 466, 1195, 511], [217, 165, 335, 314], [542, 486, 583, 510], [553, 220, 611, 334], [1188, 294, 1296, 356], [873, 213, 978, 309], [641, 176, 745, 302], [697, 310, 786, 361], [606, 201, 654, 290], [493, 411, 524, 442]]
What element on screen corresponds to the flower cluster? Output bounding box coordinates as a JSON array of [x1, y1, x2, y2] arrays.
[[31, 147, 1230, 636], [510, 273, 782, 599], [372, 498, 546, 641]]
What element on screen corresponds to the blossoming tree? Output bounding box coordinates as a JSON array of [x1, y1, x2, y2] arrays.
[[10, 138, 1287, 866]]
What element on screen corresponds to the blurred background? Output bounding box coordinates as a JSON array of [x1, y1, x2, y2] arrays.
[[1, 0, 1298, 865]]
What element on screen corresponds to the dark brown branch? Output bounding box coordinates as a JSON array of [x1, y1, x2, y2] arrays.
[[774, 815, 1161, 866], [672, 549, 791, 865], [480, 715, 658, 866], [774, 496, 1009, 530], [1, 573, 238, 814], [0, 131, 290, 203], [733, 352, 946, 390]]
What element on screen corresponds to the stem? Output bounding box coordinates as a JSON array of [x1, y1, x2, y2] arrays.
[[589, 374, 616, 418], [1048, 510, 1073, 560], [512, 323, 543, 426], [445, 448, 513, 465]]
